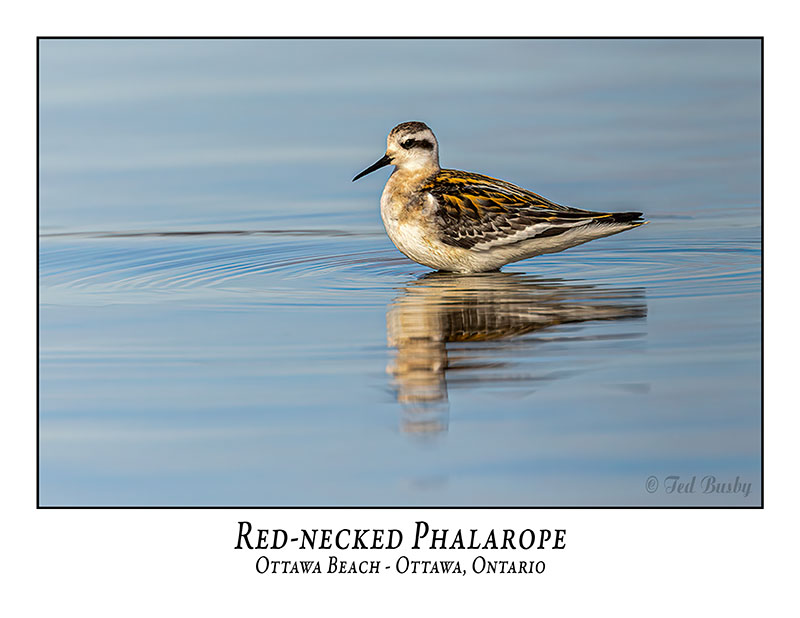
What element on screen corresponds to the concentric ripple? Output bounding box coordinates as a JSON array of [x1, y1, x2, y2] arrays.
[[39, 227, 761, 307], [40, 229, 413, 307]]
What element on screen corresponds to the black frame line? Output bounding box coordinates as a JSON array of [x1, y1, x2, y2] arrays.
[[38, 36, 760, 39], [36, 35, 765, 510]]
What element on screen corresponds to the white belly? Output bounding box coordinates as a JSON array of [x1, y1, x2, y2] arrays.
[[380, 190, 474, 271]]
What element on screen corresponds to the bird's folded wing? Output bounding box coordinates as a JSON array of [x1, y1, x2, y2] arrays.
[[423, 170, 639, 251]]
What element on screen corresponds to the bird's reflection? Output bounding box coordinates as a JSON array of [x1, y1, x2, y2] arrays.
[[386, 272, 647, 434]]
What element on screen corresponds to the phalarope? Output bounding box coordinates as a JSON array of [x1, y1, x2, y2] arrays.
[[353, 121, 646, 273]]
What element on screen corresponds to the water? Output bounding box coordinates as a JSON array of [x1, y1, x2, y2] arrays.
[[38, 39, 761, 506]]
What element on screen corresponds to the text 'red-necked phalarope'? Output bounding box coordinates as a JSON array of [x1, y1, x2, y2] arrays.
[[353, 121, 646, 273]]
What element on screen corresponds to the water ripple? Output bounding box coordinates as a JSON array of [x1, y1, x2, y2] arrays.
[[39, 229, 760, 306]]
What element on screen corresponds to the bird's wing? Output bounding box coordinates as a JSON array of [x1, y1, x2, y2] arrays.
[[422, 169, 642, 251]]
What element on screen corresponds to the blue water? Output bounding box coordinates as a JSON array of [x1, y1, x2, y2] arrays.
[[39, 39, 761, 506]]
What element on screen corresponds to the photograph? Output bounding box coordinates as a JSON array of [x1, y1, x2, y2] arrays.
[[38, 37, 762, 507]]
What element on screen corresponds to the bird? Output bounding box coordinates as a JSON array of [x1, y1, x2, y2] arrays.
[[352, 121, 646, 273]]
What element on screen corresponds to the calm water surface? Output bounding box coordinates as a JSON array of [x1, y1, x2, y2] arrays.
[[39, 39, 761, 505]]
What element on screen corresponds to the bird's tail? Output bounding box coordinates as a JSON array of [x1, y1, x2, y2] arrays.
[[607, 211, 647, 226]]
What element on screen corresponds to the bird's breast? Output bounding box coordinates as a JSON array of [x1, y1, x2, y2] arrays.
[[379, 188, 476, 271]]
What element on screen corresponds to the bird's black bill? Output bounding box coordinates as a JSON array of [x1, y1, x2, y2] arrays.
[[352, 154, 393, 182]]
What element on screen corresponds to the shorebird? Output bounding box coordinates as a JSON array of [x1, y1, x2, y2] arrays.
[[353, 121, 645, 273]]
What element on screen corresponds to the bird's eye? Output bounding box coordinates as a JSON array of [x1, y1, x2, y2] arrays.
[[401, 139, 417, 150]]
